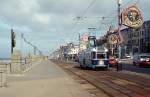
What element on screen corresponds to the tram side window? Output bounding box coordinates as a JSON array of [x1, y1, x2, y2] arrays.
[[91, 52, 96, 59], [97, 54, 105, 59]]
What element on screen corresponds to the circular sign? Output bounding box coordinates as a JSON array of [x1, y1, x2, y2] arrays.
[[122, 5, 143, 28], [109, 34, 119, 44]]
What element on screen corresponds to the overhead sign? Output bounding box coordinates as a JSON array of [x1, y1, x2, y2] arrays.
[[108, 34, 119, 44], [122, 5, 143, 28]]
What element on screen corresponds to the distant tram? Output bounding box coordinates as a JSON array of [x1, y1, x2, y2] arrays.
[[79, 36, 109, 69]]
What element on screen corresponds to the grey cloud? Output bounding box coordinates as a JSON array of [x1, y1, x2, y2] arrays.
[[0, 0, 149, 57]]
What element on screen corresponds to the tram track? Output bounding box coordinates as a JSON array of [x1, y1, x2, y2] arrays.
[[53, 61, 111, 97], [70, 67, 138, 97], [51, 60, 150, 97], [99, 71, 150, 91], [61, 65, 114, 97], [103, 70, 150, 87], [76, 68, 150, 97], [84, 70, 150, 96]]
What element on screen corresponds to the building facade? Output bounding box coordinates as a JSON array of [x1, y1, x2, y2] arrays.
[[121, 20, 150, 57], [98, 20, 150, 58]]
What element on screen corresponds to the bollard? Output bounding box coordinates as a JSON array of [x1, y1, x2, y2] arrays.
[[117, 63, 122, 71]]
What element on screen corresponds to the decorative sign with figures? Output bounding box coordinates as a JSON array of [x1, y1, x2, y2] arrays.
[[108, 34, 119, 44], [122, 5, 143, 28]]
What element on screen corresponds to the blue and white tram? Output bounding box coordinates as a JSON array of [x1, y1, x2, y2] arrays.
[[79, 36, 109, 69], [79, 48, 109, 69]]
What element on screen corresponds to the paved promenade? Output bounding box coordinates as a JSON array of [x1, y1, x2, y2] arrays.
[[0, 60, 92, 97]]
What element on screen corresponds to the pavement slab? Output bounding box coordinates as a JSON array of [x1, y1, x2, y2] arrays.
[[0, 60, 92, 97]]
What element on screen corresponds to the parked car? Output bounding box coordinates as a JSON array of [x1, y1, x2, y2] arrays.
[[109, 56, 118, 66], [133, 54, 150, 67]]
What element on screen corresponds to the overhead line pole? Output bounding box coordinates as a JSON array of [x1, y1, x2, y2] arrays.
[[118, 0, 122, 27], [117, 0, 122, 57], [117, 0, 123, 71]]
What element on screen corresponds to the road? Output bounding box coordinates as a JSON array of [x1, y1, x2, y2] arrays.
[[54, 60, 150, 97], [122, 64, 150, 75], [120, 59, 150, 75]]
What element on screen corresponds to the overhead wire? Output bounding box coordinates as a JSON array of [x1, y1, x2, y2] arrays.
[[101, 0, 141, 31], [121, 0, 140, 8], [70, 0, 97, 42], [78, 1, 119, 34], [72, 0, 141, 40], [21, 33, 43, 55], [134, 0, 140, 5], [81, 0, 96, 17], [121, 0, 133, 8], [71, 0, 96, 31]]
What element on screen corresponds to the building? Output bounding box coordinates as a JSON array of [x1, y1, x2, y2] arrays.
[[101, 30, 119, 58], [98, 20, 150, 58], [58, 43, 79, 61], [121, 20, 150, 57]]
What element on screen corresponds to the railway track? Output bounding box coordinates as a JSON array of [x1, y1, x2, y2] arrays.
[[52, 60, 150, 97]]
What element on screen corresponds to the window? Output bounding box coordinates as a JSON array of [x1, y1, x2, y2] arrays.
[[97, 54, 105, 59], [140, 39, 143, 44], [89, 40, 94, 46]]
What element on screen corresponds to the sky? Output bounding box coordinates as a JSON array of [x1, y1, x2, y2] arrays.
[[0, 0, 149, 58]]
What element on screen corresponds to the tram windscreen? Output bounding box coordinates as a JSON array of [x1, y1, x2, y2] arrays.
[[89, 40, 95, 47], [97, 54, 105, 59]]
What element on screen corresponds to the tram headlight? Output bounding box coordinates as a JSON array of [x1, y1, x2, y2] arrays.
[[92, 48, 97, 52], [104, 48, 108, 52]]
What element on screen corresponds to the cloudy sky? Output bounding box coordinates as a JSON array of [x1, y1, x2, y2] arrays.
[[0, 0, 149, 58]]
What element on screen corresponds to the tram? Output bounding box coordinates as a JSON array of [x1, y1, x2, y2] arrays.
[[79, 36, 109, 69]]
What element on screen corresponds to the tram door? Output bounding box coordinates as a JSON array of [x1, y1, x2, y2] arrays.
[[91, 52, 96, 59]]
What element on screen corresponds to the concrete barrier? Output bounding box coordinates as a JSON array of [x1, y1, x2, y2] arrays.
[[11, 50, 22, 74], [11, 50, 47, 74], [0, 64, 7, 87]]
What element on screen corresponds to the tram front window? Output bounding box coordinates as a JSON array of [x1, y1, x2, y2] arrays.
[[89, 40, 95, 47], [97, 54, 105, 59]]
